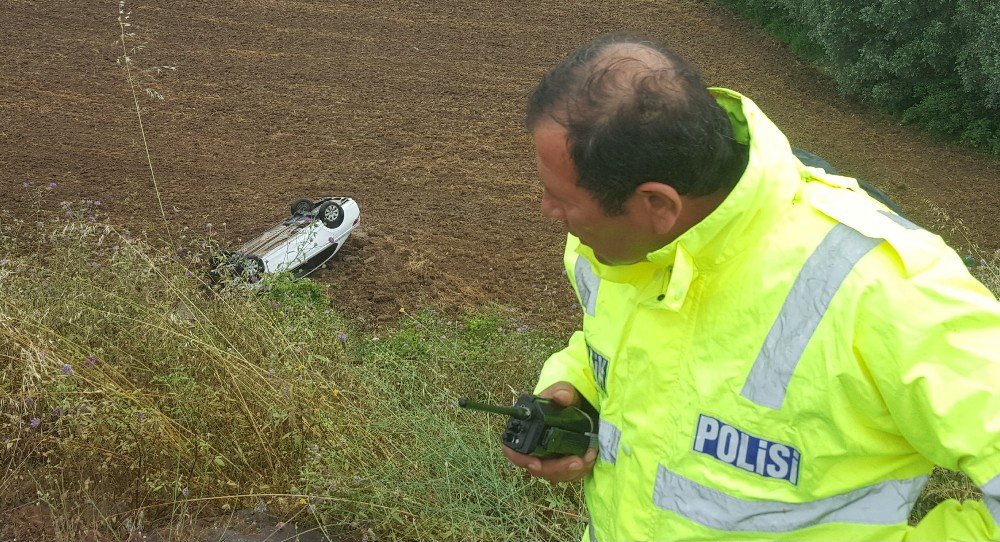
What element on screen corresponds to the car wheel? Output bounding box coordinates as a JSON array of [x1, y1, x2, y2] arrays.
[[235, 255, 265, 280], [317, 201, 344, 228], [291, 198, 315, 216], [209, 250, 234, 269]]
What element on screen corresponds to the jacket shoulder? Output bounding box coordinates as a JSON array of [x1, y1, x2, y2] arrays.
[[803, 179, 946, 278]]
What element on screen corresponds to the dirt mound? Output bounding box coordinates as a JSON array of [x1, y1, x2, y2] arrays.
[[2, 0, 997, 334]]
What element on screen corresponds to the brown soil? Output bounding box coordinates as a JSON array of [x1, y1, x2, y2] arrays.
[[1, 0, 998, 337]]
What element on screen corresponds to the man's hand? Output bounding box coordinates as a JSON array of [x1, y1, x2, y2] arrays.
[[502, 381, 598, 483]]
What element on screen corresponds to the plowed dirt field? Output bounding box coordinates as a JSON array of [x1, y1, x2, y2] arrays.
[[2, 0, 998, 333]]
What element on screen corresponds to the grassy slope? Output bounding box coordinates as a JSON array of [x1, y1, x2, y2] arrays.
[[0, 210, 582, 541], [2, 203, 996, 540]]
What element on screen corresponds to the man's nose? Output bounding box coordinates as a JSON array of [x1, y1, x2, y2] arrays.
[[541, 194, 563, 220]]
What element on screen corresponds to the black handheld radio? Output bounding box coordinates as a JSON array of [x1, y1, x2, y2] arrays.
[[458, 394, 598, 458]]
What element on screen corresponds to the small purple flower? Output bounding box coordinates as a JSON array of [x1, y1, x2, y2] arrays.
[[86, 199, 93, 205], [249, 275, 260, 283], [87, 355, 97, 363], [337, 332, 347, 341], [23, 397, 34, 407], [94, 200, 101, 206], [48, 182, 57, 188], [516, 325, 528, 332], [271, 301, 279, 310], [282, 386, 290, 397], [30, 418, 40, 428], [61, 363, 72, 375], [22, 181, 29, 188], [267, 368, 275, 377], [87, 215, 96, 221], [52, 408, 62, 418], [303, 217, 312, 223], [176, 247, 185, 255], [135, 411, 145, 421], [65, 210, 73, 217], [185, 271, 193, 278], [181, 487, 189, 498]]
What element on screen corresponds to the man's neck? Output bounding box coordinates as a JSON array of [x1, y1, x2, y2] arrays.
[[672, 188, 733, 239], [670, 143, 749, 239], [636, 144, 749, 261]]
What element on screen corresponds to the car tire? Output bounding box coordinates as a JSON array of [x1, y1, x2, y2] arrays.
[[317, 201, 344, 228], [235, 255, 265, 280], [209, 250, 234, 269], [291, 198, 314, 216]]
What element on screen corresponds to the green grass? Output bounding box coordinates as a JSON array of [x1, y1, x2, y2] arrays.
[[910, 468, 983, 525], [0, 208, 584, 541]]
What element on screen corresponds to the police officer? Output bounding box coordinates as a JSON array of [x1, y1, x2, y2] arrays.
[[504, 34, 1000, 541]]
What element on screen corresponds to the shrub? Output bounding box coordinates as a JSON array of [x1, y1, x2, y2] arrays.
[[715, 0, 1000, 155]]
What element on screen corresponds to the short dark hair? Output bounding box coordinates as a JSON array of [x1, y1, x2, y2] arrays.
[[526, 34, 748, 215]]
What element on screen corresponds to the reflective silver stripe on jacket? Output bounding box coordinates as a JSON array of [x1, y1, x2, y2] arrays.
[[575, 256, 600, 316], [653, 465, 927, 532], [598, 418, 621, 464], [741, 224, 881, 409], [588, 523, 599, 542], [879, 209, 920, 231], [981, 474, 1000, 524]]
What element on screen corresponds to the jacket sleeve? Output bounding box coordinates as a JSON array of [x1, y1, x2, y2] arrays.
[[533, 329, 601, 412], [854, 250, 1000, 540]]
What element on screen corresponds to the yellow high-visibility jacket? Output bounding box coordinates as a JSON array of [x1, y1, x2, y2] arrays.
[[535, 88, 1000, 541]]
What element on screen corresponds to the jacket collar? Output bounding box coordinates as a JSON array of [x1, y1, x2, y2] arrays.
[[571, 88, 804, 309]]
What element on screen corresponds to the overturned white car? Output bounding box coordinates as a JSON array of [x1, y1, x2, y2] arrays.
[[208, 197, 360, 284]]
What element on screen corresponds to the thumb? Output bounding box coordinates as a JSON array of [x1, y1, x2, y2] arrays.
[[551, 388, 576, 406], [540, 382, 579, 407]]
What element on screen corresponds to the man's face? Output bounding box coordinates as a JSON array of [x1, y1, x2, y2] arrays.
[[534, 123, 654, 265]]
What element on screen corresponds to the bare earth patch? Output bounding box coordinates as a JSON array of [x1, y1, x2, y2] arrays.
[[2, 0, 997, 334]]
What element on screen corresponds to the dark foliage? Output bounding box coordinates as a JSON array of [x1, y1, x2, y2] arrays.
[[716, 0, 1000, 156]]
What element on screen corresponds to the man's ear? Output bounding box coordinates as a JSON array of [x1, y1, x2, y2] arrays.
[[635, 182, 682, 235]]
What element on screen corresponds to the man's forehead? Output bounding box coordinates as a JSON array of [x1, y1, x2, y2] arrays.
[[533, 118, 568, 138], [533, 121, 570, 152], [533, 122, 573, 170]]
